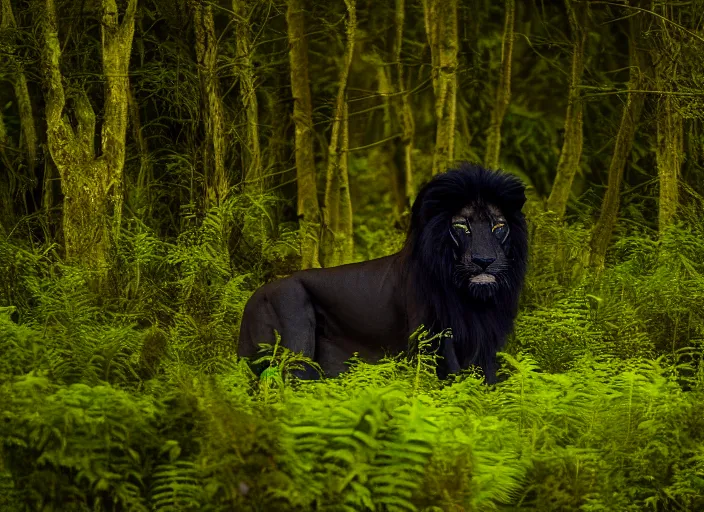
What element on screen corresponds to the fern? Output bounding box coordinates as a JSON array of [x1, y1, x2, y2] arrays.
[[0, 311, 50, 379], [114, 217, 172, 323], [151, 455, 202, 511], [282, 386, 437, 511], [1, 378, 155, 511], [512, 293, 604, 373], [0, 234, 53, 321]]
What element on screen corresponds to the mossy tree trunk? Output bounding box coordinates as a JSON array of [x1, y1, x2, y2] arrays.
[[43, 0, 136, 277], [0, 112, 10, 233], [1, 0, 38, 224], [264, 72, 288, 191], [484, 0, 515, 171], [101, 0, 136, 240], [128, 85, 152, 219], [423, 0, 458, 176], [653, 9, 683, 235], [546, 0, 587, 219], [322, 0, 356, 267], [373, 57, 406, 219], [368, 0, 415, 221], [394, 0, 415, 205], [655, 87, 683, 235], [233, 0, 267, 250], [1, 0, 37, 175], [589, 14, 645, 272], [287, 0, 321, 269], [189, 0, 228, 207]]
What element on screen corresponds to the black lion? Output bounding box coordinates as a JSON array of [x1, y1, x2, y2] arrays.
[[238, 163, 528, 383]]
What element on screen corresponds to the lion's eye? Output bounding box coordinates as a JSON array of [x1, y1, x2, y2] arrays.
[[492, 223, 509, 241], [452, 222, 470, 234]]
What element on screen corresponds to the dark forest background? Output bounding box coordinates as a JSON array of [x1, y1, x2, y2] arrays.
[[2, 0, 704, 510]]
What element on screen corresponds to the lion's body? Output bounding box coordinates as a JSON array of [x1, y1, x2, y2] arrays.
[[238, 255, 411, 378], [238, 164, 528, 383]]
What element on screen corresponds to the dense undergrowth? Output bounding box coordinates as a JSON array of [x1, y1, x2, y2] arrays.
[[1, 201, 704, 511]]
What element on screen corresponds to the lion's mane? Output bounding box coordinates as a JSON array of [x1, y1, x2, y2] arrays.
[[401, 163, 528, 377]]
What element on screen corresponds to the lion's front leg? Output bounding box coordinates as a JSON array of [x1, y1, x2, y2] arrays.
[[436, 336, 461, 379], [482, 354, 498, 384]]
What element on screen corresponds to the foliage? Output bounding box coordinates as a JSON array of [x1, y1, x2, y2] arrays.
[[601, 219, 704, 353], [2, 305, 704, 511]]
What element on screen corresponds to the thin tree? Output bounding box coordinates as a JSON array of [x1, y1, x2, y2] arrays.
[[423, 0, 458, 175], [1, 0, 38, 230], [189, 0, 228, 206], [369, 52, 405, 218], [322, 0, 356, 267], [233, 0, 267, 248], [394, 0, 415, 205], [546, 0, 587, 219], [263, 71, 288, 187], [127, 85, 152, 219], [484, 0, 515, 171], [655, 78, 683, 236], [287, 0, 322, 269], [589, 13, 646, 271], [42, 0, 137, 277], [364, 0, 414, 220], [653, 6, 683, 235], [0, 112, 10, 232], [0, 0, 37, 182]]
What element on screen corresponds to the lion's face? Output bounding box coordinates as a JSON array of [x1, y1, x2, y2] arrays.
[[449, 202, 511, 298]]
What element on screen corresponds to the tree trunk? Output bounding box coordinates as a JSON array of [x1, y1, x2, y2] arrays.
[[234, 0, 269, 249], [42, 0, 136, 277], [484, 0, 515, 171], [0, 112, 11, 232], [322, 0, 356, 267], [653, 19, 683, 234], [423, 0, 458, 175], [546, 0, 586, 219], [128, 85, 152, 218], [101, 0, 138, 239], [233, 0, 268, 250], [656, 94, 683, 235], [374, 61, 403, 218], [1, 0, 39, 217], [589, 15, 645, 272], [264, 73, 288, 193], [287, 0, 322, 269], [233, 0, 261, 189], [189, 0, 228, 206], [394, 0, 415, 205]]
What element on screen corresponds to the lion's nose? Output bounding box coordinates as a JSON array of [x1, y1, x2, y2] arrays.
[[472, 256, 495, 270]]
